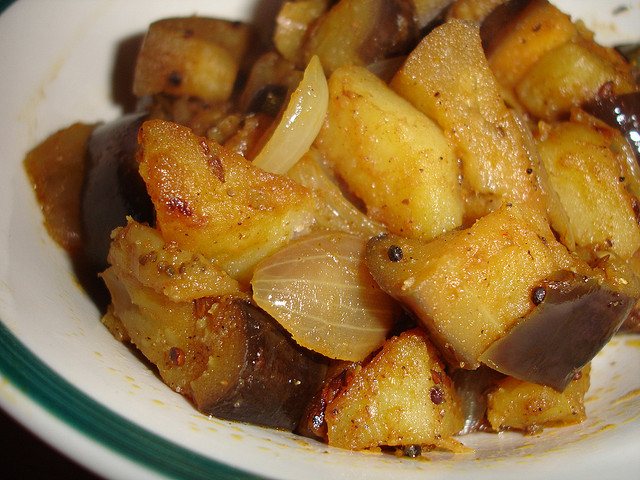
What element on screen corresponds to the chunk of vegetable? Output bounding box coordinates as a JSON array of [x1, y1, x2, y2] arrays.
[[365, 203, 632, 388], [301, 0, 418, 74], [482, 0, 637, 121], [517, 40, 638, 120], [486, 365, 590, 432], [82, 112, 154, 272], [24, 122, 96, 254], [251, 55, 328, 175], [479, 270, 634, 390], [315, 64, 464, 241], [485, 0, 579, 90], [107, 219, 246, 303], [102, 221, 327, 430], [323, 329, 464, 451], [133, 17, 252, 102], [390, 19, 562, 232], [536, 112, 640, 259], [137, 119, 315, 282], [251, 231, 398, 362]]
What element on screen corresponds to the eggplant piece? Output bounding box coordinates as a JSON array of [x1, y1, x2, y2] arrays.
[[365, 204, 638, 390], [82, 112, 154, 272], [479, 271, 635, 391], [584, 92, 640, 164], [365, 204, 595, 370], [202, 300, 328, 429], [102, 221, 327, 430]]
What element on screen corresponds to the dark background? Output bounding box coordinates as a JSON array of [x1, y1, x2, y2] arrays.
[[1, 408, 102, 479]]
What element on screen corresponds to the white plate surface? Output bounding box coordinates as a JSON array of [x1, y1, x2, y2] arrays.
[[0, 1, 639, 479]]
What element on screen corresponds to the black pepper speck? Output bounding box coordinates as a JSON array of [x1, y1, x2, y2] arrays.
[[388, 245, 403, 262], [531, 286, 546, 305]]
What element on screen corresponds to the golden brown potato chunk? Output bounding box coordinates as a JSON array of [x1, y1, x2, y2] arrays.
[[137, 119, 315, 281], [487, 366, 590, 432], [325, 329, 464, 451], [133, 17, 252, 102], [300, 0, 418, 74], [486, 0, 579, 90], [517, 40, 638, 120], [103, 233, 246, 404], [23, 123, 96, 253], [485, 0, 637, 121], [107, 219, 246, 303], [314, 64, 463, 241], [390, 19, 557, 229], [536, 113, 640, 259]]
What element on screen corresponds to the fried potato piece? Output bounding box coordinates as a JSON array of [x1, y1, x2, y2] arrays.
[[274, 0, 329, 65], [536, 112, 640, 259], [485, 0, 637, 121], [107, 219, 246, 303], [102, 222, 246, 400], [487, 365, 590, 432], [517, 39, 638, 121], [366, 204, 595, 369], [486, 0, 579, 90], [301, 0, 418, 74], [325, 328, 464, 451], [314, 64, 463, 241], [390, 19, 563, 233], [23, 123, 96, 253], [138, 119, 315, 281], [133, 17, 252, 102]]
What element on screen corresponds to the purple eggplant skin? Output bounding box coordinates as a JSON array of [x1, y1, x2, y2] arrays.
[[202, 301, 328, 430], [81, 111, 154, 273], [451, 366, 505, 435], [584, 92, 640, 163], [479, 270, 636, 392]]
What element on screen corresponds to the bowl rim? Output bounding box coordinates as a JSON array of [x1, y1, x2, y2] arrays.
[[0, 320, 265, 479]]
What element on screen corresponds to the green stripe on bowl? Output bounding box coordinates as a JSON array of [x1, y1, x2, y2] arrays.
[[0, 321, 267, 480], [0, 0, 15, 15]]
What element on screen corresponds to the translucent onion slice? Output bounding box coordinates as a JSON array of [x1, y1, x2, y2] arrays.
[[251, 231, 398, 361], [252, 55, 328, 174], [287, 150, 388, 239]]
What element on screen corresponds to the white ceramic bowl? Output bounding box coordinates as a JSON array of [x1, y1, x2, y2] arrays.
[[0, 1, 639, 479]]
